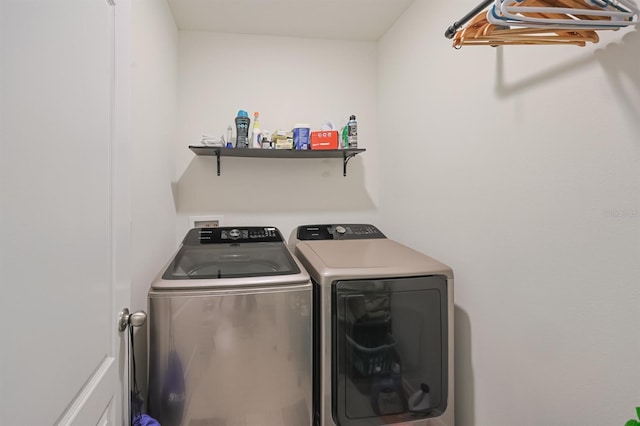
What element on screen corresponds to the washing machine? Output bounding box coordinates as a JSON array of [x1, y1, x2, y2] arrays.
[[148, 226, 312, 426], [289, 224, 454, 426]]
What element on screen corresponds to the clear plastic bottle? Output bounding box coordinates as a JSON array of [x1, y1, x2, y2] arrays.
[[251, 111, 262, 149], [347, 115, 357, 148], [226, 125, 233, 148]]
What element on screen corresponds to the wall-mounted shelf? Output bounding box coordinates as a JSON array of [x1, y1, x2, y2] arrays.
[[189, 146, 366, 176]]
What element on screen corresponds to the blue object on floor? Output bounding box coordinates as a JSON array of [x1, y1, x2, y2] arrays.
[[133, 413, 161, 426]]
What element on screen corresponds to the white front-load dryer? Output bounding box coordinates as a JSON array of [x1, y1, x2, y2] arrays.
[[290, 224, 454, 426]]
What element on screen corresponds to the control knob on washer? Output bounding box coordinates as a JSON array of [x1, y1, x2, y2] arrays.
[[335, 226, 346, 235]]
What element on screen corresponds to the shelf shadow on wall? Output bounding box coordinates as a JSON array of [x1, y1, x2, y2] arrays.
[[494, 27, 640, 133], [455, 305, 476, 426], [171, 154, 375, 214]]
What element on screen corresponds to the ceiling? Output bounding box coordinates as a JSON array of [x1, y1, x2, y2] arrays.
[[166, 0, 415, 41]]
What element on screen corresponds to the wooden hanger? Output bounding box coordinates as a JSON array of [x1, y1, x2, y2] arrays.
[[453, 28, 598, 47], [452, 1, 601, 47]]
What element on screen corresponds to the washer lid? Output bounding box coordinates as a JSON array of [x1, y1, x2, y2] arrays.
[[162, 227, 301, 280]]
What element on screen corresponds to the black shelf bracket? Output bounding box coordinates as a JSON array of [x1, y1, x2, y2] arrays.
[[343, 151, 358, 177], [215, 149, 221, 176]]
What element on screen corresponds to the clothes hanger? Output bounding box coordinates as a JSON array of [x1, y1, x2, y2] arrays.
[[503, 0, 608, 38], [538, 0, 615, 20], [455, 0, 602, 47], [453, 25, 596, 47], [455, 30, 598, 47], [500, 0, 638, 24], [452, 9, 600, 47], [505, 0, 638, 17], [487, 5, 630, 29], [489, 0, 638, 28], [493, 0, 606, 33]]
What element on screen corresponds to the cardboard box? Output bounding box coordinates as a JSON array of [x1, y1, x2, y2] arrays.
[[275, 139, 293, 150], [310, 130, 339, 150]]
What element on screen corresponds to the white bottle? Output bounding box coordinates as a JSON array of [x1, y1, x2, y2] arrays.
[[251, 111, 262, 149]]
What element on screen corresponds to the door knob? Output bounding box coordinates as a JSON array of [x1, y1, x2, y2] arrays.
[[118, 308, 147, 331]]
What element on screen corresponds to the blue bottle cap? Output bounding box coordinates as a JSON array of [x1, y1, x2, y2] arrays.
[[237, 110, 248, 117]]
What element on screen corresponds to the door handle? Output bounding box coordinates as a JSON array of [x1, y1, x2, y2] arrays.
[[118, 308, 147, 332]]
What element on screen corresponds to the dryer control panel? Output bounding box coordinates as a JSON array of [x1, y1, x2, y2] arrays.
[[296, 224, 386, 240]]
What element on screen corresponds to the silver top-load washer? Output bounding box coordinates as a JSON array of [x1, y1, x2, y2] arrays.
[[148, 226, 312, 426], [290, 224, 454, 426]]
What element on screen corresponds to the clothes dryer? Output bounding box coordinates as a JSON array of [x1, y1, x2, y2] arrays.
[[289, 224, 454, 426], [148, 227, 312, 426]]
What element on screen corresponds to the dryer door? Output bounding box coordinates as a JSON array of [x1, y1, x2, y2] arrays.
[[333, 275, 448, 425]]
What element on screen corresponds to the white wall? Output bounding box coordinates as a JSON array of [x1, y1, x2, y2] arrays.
[[131, 0, 178, 309], [173, 32, 380, 240], [131, 0, 179, 392], [378, 2, 640, 425]]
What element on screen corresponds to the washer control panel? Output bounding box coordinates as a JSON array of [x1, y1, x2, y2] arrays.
[[184, 226, 283, 244], [296, 224, 385, 240]]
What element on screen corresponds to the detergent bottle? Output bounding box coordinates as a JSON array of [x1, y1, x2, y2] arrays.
[[235, 110, 250, 148], [251, 111, 262, 148]]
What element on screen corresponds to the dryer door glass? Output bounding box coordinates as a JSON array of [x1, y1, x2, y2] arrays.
[[333, 275, 448, 426]]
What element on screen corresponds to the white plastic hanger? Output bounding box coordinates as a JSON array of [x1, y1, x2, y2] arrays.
[[488, 0, 639, 28], [502, 0, 638, 23]]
